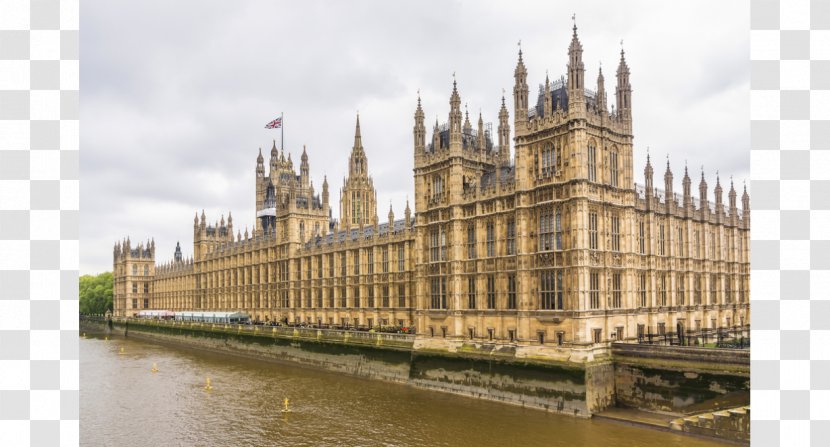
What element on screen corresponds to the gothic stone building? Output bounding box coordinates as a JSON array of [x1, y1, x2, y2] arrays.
[[113, 27, 750, 351]]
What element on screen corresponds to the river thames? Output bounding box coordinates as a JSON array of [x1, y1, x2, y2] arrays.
[[80, 334, 729, 446]]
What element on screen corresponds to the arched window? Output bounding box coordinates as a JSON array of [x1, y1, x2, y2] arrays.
[[587, 143, 597, 182], [609, 149, 618, 187]]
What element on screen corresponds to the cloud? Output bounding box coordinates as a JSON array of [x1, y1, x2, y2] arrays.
[[81, 0, 749, 274]]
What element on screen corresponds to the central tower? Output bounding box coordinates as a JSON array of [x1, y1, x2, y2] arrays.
[[339, 114, 378, 230]]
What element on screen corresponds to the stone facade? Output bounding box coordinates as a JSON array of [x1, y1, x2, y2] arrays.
[[113, 27, 750, 352]]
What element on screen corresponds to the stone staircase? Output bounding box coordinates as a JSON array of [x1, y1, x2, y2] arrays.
[[670, 406, 749, 444]]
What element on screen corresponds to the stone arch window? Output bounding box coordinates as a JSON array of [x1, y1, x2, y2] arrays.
[[132, 264, 137, 275], [609, 146, 619, 187], [144, 265, 149, 276], [587, 141, 597, 182], [541, 143, 555, 177]]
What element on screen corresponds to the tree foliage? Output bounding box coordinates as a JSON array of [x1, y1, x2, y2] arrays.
[[79, 271, 113, 315]]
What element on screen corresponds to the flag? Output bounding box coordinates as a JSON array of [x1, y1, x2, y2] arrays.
[[265, 117, 282, 129]]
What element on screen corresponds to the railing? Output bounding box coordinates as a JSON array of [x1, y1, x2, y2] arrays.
[[112, 317, 415, 347], [629, 325, 750, 349]]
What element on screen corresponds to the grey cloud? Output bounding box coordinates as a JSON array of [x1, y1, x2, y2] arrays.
[[81, 0, 749, 273]]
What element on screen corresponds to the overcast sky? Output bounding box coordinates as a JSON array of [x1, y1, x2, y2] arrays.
[[81, 0, 749, 275]]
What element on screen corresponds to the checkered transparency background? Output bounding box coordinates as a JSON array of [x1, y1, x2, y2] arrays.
[[0, 0, 80, 446], [0, 0, 826, 446]]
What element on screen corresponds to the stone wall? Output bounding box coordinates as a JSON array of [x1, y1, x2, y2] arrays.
[[612, 343, 750, 414], [670, 406, 750, 444]]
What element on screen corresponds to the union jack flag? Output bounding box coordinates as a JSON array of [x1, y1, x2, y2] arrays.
[[265, 117, 282, 129]]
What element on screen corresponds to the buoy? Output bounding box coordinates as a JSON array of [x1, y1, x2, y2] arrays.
[[204, 377, 213, 391], [105, 336, 109, 342], [151, 362, 158, 373], [118, 346, 125, 355], [82, 332, 86, 338], [282, 397, 291, 413]]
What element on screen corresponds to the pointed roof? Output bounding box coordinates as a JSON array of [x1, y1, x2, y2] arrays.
[[352, 113, 363, 150], [301, 145, 308, 163], [257, 147, 263, 163], [270, 139, 278, 157]]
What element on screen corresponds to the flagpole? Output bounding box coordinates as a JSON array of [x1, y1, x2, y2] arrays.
[[281, 112, 284, 151]]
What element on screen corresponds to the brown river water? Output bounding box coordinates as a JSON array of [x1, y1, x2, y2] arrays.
[[80, 334, 730, 446]]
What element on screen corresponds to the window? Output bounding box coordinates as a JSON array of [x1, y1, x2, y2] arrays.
[[725, 277, 732, 304], [354, 250, 360, 275], [659, 274, 667, 306], [588, 143, 596, 182], [541, 143, 555, 177], [341, 287, 347, 308], [398, 244, 405, 271], [341, 252, 347, 276], [143, 283, 149, 294], [677, 226, 684, 257], [132, 265, 137, 275], [317, 289, 323, 308], [487, 275, 496, 309], [132, 299, 137, 309], [611, 215, 620, 252], [555, 209, 562, 250], [507, 274, 517, 309], [354, 287, 361, 307], [639, 273, 647, 307], [382, 247, 389, 273], [486, 221, 495, 257], [694, 275, 702, 305], [658, 224, 666, 256], [382, 286, 389, 308], [695, 230, 700, 258], [432, 175, 444, 199], [539, 208, 555, 251], [638, 220, 645, 254], [367, 249, 374, 274], [710, 275, 717, 304], [398, 284, 406, 308], [467, 277, 476, 309], [430, 277, 446, 309], [368, 286, 375, 307], [611, 273, 621, 308], [506, 219, 516, 256], [143, 298, 148, 309], [132, 283, 138, 294], [589, 271, 600, 309], [589, 212, 598, 250], [609, 150, 618, 187], [144, 265, 149, 276], [678, 275, 685, 306], [592, 328, 602, 344], [539, 270, 563, 310], [467, 223, 477, 259]]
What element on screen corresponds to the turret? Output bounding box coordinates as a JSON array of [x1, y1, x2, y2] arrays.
[[322, 175, 329, 214], [664, 158, 674, 206], [682, 164, 692, 209], [300, 146, 309, 186], [714, 173, 724, 216], [388, 204, 394, 229], [616, 45, 632, 126], [498, 95, 510, 162], [741, 183, 750, 229], [644, 152, 654, 208], [543, 73, 552, 116], [449, 78, 462, 149], [699, 170, 709, 215], [477, 112, 485, 153], [256, 148, 264, 178], [405, 199, 411, 227], [513, 47, 529, 129], [463, 106, 472, 135], [432, 118, 440, 151], [174, 241, 182, 262], [269, 140, 278, 173], [414, 93, 425, 152], [227, 211, 234, 241], [729, 178, 738, 218], [567, 22, 585, 113], [596, 66, 607, 113]]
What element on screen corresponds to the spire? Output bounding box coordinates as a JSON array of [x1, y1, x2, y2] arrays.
[[353, 113, 363, 151], [301, 145, 308, 163], [388, 203, 394, 228], [567, 17, 585, 106], [498, 89, 511, 154], [449, 75, 462, 145], [616, 39, 632, 124], [644, 149, 654, 206], [414, 90, 426, 152], [596, 65, 607, 113], [664, 156, 674, 203], [257, 147, 264, 163], [714, 171, 724, 210], [405, 198, 411, 227], [513, 42, 529, 127], [729, 177, 737, 211]]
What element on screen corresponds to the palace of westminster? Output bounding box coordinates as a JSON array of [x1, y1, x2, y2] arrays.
[[113, 26, 750, 348]]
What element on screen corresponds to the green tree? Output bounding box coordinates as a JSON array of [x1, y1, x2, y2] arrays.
[[79, 271, 113, 315]]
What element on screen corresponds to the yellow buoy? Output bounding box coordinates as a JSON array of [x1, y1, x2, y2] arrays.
[[105, 336, 109, 342], [151, 362, 158, 373], [82, 332, 86, 338], [282, 397, 291, 413], [118, 346, 125, 355], [204, 377, 213, 391]]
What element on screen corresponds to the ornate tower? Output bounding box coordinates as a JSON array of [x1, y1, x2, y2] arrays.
[[339, 114, 378, 230], [616, 47, 632, 129], [567, 23, 586, 115], [513, 48, 529, 132]]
